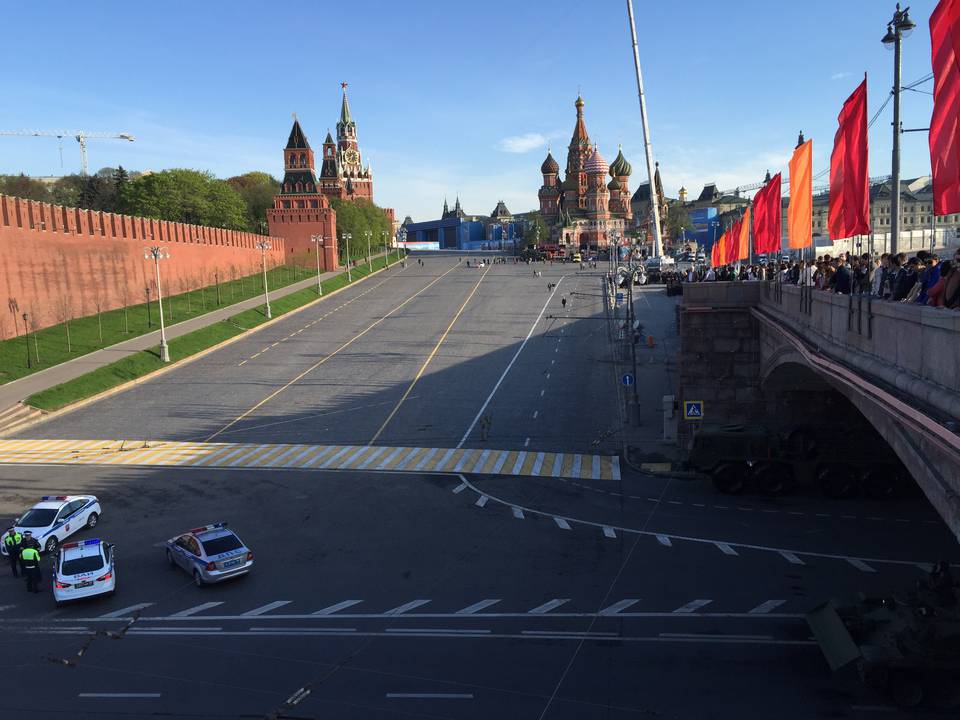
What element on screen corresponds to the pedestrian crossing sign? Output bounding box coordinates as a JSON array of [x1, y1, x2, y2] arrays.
[[683, 401, 704, 420]]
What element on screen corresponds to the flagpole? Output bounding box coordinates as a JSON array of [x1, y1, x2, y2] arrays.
[[626, 0, 663, 259]]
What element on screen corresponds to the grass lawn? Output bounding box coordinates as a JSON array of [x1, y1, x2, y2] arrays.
[[26, 252, 402, 411], [0, 263, 318, 386]]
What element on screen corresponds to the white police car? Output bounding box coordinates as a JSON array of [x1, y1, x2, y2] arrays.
[[53, 538, 116, 607], [2, 495, 101, 555], [165, 523, 253, 587]]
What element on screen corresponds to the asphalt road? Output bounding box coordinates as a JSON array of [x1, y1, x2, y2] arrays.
[[2, 256, 957, 719]]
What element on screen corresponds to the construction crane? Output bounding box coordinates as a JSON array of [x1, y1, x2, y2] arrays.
[[0, 130, 135, 175]]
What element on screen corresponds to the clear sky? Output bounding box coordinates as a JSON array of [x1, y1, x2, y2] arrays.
[[0, 0, 943, 221]]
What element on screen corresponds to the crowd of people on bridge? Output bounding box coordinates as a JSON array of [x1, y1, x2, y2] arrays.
[[684, 246, 960, 309]]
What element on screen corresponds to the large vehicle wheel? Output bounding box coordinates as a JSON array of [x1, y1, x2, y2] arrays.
[[712, 463, 748, 494], [751, 462, 794, 496], [45, 536, 59, 554], [818, 464, 859, 499], [786, 427, 819, 460], [861, 466, 902, 500]]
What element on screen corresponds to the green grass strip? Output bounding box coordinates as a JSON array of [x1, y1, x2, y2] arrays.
[[25, 253, 402, 412]]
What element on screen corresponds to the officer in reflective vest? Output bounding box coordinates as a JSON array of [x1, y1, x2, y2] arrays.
[[3, 529, 22, 577], [20, 545, 41, 593]]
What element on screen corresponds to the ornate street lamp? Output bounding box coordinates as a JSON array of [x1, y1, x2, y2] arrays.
[[144, 246, 171, 362]]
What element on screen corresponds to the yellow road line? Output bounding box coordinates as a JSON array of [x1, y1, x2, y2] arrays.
[[368, 266, 491, 445], [205, 263, 460, 442]]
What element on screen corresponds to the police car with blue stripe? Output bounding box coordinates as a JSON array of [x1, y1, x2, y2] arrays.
[[1, 495, 101, 555], [165, 523, 253, 587], [53, 538, 116, 606]]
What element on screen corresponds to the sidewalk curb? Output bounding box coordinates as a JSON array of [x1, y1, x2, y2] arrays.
[[6, 260, 404, 438]]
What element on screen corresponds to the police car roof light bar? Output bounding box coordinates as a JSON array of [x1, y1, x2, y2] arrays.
[[42, 496, 69, 501], [190, 522, 227, 534]]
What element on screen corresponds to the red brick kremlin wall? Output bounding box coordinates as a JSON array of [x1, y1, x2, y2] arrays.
[[0, 194, 287, 340]]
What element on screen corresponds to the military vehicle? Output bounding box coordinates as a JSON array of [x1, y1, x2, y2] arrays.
[[686, 424, 911, 498], [807, 562, 960, 708]]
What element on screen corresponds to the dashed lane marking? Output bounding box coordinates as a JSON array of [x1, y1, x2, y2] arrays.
[[656, 534, 672, 547], [602, 526, 616, 538], [241, 601, 291, 617], [528, 599, 569, 614], [599, 599, 639, 615], [452, 482, 467, 494], [312, 600, 363, 616], [749, 600, 787, 614], [98, 603, 153, 619], [475, 495, 489, 508], [170, 602, 224, 618], [716, 543, 738, 556], [846, 557, 876, 573], [512, 507, 525, 520], [384, 600, 431, 615], [455, 599, 501, 615], [554, 517, 571, 530], [673, 599, 713, 614]]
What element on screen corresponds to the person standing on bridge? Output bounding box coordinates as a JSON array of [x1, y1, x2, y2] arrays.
[[20, 544, 41, 593], [561, 297, 567, 310]]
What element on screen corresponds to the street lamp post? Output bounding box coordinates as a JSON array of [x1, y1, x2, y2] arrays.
[[255, 239, 273, 318], [342, 233, 353, 281], [23, 312, 30, 369], [364, 230, 372, 272], [144, 246, 171, 362], [882, 3, 916, 257], [310, 234, 325, 295]]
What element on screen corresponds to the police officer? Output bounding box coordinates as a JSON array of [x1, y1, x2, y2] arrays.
[[3, 528, 22, 577], [20, 543, 41, 593]]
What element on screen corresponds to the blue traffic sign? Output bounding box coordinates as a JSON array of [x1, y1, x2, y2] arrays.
[[622, 373, 634, 386], [683, 400, 704, 420], [615, 292, 624, 301]]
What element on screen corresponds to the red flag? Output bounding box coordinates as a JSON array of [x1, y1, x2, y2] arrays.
[[711, 235, 721, 266], [726, 221, 739, 265], [752, 173, 782, 256], [930, 0, 960, 215], [829, 78, 870, 238]]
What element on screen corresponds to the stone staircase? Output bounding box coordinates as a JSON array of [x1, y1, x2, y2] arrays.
[[0, 403, 44, 438]]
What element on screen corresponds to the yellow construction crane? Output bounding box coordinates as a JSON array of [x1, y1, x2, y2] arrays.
[[0, 130, 135, 176]]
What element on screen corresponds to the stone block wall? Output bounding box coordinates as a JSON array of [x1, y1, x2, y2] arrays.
[[0, 194, 286, 339]]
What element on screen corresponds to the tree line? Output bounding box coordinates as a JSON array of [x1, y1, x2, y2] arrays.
[[0, 169, 394, 243]]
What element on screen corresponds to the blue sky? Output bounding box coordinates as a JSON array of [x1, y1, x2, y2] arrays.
[[0, 1, 943, 221]]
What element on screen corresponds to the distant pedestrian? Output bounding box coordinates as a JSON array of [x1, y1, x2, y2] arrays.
[[561, 297, 567, 309], [479, 414, 492, 441]]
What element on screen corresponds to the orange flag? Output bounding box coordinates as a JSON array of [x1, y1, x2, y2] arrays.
[[788, 139, 813, 248], [711, 233, 724, 266], [737, 208, 751, 260]]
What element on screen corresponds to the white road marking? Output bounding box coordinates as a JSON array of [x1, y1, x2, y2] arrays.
[[291, 445, 331, 467], [546, 373, 551, 379], [455, 599, 501, 615], [532, 410, 538, 419], [551, 359, 555, 365], [413, 447, 439, 471], [356, 446, 387, 469], [715, 543, 738, 556], [591, 455, 601, 480], [524, 437, 530, 448], [386, 628, 490, 634], [457, 279, 563, 448], [491, 450, 510, 474], [318, 446, 353, 469], [376, 446, 406, 470], [846, 558, 876, 573], [571, 454, 583, 477], [475, 495, 488, 508], [551, 453, 564, 476], [602, 526, 616, 538], [337, 446, 370, 469], [452, 483, 467, 494], [656, 534, 672, 547], [511, 451, 528, 474], [241, 601, 291, 617], [611, 456, 621, 481], [392, 447, 423, 471], [170, 602, 224, 618], [387, 693, 473, 699], [78, 693, 160, 698], [780, 551, 805, 565], [265, 445, 301, 467], [599, 599, 640, 615], [471, 449, 491, 473], [749, 600, 787, 614], [531, 452, 545, 475], [312, 600, 363, 616], [452, 449, 476, 472], [528, 599, 570, 614], [673, 599, 713, 614], [659, 633, 772, 640], [435, 448, 457, 470], [512, 507, 525, 519], [98, 604, 153, 619], [384, 599, 431, 615], [554, 517, 571, 530]]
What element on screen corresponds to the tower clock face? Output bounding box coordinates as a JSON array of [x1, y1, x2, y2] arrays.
[[344, 149, 359, 164]]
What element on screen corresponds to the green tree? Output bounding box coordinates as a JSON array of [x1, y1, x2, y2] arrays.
[[113, 165, 130, 194], [330, 198, 392, 260], [226, 171, 280, 233], [119, 169, 247, 229], [51, 175, 86, 207], [0, 174, 50, 201], [664, 202, 695, 243], [523, 211, 549, 249]]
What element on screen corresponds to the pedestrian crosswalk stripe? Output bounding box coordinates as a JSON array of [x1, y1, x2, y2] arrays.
[[0, 439, 621, 481]]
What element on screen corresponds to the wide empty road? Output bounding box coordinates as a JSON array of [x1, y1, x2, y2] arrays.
[[1, 255, 957, 719]]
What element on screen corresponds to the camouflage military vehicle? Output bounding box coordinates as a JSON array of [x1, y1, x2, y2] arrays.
[[686, 423, 911, 499], [807, 562, 960, 708]]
